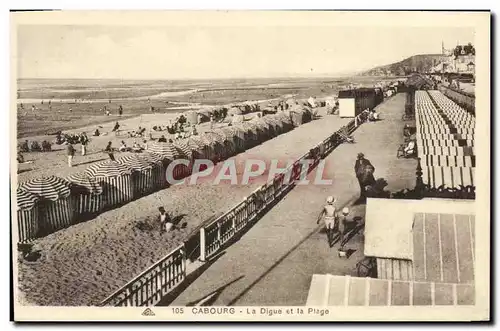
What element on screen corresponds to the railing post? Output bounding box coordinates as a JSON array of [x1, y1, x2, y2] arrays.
[[199, 227, 206, 262], [355, 116, 358, 127], [126, 287, 134, 306], [181, 244, 187, 277]]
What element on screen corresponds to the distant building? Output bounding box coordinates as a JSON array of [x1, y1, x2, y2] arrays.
[[433, 42, 475, 75]]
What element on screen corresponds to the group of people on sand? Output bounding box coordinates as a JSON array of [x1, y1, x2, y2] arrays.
[[65, 133, 90, 167], [316, 153, 375, 253]]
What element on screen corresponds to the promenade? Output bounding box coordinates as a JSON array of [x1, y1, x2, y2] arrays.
[[166, 93, 417, 306]]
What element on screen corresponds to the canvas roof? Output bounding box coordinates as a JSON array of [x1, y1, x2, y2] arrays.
[[364, 198, 475, 260], [306, 274, 474, 306]]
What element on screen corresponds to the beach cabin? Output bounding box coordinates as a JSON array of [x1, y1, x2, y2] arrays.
[[337, 88, 378, 118]]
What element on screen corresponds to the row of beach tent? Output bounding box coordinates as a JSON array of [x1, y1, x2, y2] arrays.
[[414, 90, 476, 189], [16, 109, 313, 243]]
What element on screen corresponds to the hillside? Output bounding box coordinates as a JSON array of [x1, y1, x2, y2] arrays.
[[361, 54, 447, 76]]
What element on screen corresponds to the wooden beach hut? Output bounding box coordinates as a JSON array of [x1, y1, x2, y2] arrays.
[[85, 161, 134, 208], [19, 176, 74, 236], [66, 172, 104, 219]]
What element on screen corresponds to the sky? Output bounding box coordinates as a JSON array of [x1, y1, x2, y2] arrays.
[[16, 25, 475, 80]]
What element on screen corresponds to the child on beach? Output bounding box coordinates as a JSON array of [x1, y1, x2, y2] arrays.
[[158, 207, 174, 233]]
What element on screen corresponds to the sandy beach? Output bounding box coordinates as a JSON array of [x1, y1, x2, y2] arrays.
[[17, 107, 352, 306]]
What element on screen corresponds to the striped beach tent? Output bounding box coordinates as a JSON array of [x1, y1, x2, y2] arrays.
[[85, 161, 134, 208], [238, 121, 260, 148], [220, 126, 245, 153], [148, 141, 181, 162], [199, 132, 224, 162], [66, 172, 104, 219], [117, 154, 155, 197], [252, 117, 272, 139], [16, 188, 40, 243], [208, 130, 235, 159], [19, 176, 74, 236], [189, 135, 212, 160], [173, 140, 194, 160], [275, 112, 293, 132], [139, 152, 167, 189]]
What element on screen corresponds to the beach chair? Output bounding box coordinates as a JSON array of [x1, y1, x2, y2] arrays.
[[337, 127, 355, 144], [397, 140, 417, 158]]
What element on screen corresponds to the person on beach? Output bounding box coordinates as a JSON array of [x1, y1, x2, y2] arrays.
[[158, 135, 167, 143], [118, 105, 123, 116], [317, 196, 337, 246], [79, 132, 89, 156], [142, 140, 148, 151], [66, 142, 75, 167], [104, 141, 115, 161], [158, 207, 174, 233], [119, 141, 128, 152], [335, 207, 350, 251], [209, 114, 214, 130], [354, 153, 374, 199], [112, 122, 120, 132]]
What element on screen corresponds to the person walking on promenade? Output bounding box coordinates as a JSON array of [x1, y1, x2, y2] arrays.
[[354, 153, 374, 199], [66, 142, 75, 167], [316, 196, 337, 246], [336, 207, 350, 251]]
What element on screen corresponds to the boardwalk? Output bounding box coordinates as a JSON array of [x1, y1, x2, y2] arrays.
[[166, 93, 418, 306]]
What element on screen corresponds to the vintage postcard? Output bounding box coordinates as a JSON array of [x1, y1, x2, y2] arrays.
[[10, 10, 490, 322]]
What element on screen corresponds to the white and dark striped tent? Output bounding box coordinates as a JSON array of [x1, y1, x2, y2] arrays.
[[19, 176, 73, 236], [199, 132, 224, 162], [208, 130, 236, 159], [237, 121, 260, 148], [117, 154, 155, 197], [252, 117, 272, 139], [220, 126, 245, 152], [275, 112, 293, 131], [148, 141, 181, 162], [16, 188, 40, 243], [66, 172, 104, 218], [189, 135, 212, 160], [262, 115, 283, 135], [173, 140, 194, 160], [139, 152, 167, 189], [85, 161, 134, 208]]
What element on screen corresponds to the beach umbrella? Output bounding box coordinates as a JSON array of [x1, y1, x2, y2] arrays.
[[16, 188, 40, 243], [147, 141, 181, 161], [19, 176, 74, 235], [85, 160, 134, 208], [19, 176, 71, 201], [66, 172, 104, 216]]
